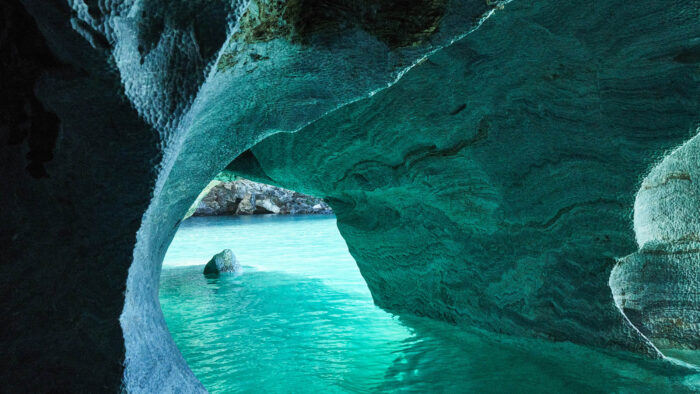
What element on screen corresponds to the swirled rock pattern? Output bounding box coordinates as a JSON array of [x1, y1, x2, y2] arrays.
[[2, 0, 503, 391], [0, 0, 698, 392], [229, 0, 699, 355]]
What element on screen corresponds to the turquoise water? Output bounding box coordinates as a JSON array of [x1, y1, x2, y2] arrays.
[[160, 216, 699, 393]]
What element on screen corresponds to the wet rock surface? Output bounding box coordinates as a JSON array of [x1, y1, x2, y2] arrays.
[[203, 249, 241, 276], [1, 0, 499, 390], [229, 0, 700, 355]]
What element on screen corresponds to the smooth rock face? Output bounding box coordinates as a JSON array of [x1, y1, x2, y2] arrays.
[[611, 134, 700, 361], [203, 249, 241, 276], [611, 244, 700, 355], [1, 0, 698, 392], [192, 179, 331, 216]]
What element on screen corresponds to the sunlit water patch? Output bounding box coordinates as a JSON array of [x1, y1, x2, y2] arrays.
[[160, 216, 699, 393]]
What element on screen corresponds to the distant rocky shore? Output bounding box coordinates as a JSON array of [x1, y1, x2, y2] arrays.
[[187, 179, 332, 217]]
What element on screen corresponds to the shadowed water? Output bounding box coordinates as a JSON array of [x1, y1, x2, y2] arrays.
[[160, 216, 699, 393]]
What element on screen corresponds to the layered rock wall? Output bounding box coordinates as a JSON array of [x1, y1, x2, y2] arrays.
[[1, 0, 698, 392], [228, 0, 700, 352]]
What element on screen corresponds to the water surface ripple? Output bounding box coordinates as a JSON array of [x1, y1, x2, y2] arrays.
[[160, 216, 699, 393]]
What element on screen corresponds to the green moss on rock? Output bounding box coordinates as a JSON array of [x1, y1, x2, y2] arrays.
[[233, 0, 449, 48]]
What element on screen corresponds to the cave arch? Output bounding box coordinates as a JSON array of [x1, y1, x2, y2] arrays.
[[120, 2, 699, 386], [3, 0, 697, 392], [116, 1, 515, 391]]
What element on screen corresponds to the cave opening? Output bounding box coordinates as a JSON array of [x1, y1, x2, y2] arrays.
[[157, 176, 414, 392], [153, 166, 700, 393]]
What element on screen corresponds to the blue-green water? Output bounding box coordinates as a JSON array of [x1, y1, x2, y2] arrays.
[[160, 216, 699, 393]]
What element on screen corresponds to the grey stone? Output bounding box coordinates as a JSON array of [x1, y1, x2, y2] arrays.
[[236, 193, 256, 215], [611, 134, 700, 362], [203, 249, 240, 276], [191, 179, 331, 216]]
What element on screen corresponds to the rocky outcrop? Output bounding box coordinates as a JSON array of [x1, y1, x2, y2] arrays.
[[192, 179, 331, 216], [203, 249, 241, 276]]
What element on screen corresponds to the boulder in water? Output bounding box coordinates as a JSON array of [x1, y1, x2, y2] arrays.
[[203, 249, 240, 276]]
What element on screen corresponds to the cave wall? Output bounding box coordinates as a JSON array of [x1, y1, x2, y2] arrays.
[[1, 0, 506, 391], [0, 0, 698, 391], [0, 0, 162, 391], [117, 0, 504, 391], [229, 0, 700, 352]]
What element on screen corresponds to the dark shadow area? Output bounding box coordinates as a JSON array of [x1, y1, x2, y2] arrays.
[[1, 0, 61, 178]]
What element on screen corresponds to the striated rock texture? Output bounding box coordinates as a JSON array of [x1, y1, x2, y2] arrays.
[[228, 0, 700, 357], [191, 179, 331, 216], [2, 0, 503, 391], [0, 0, 698, 392], [203, 249, 241, 276]]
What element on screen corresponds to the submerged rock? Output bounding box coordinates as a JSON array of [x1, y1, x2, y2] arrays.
[[203, 249, 240, 276]]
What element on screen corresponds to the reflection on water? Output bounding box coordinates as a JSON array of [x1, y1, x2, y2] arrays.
[[160, 216, 699, 393], [381, 315, 697, 393]]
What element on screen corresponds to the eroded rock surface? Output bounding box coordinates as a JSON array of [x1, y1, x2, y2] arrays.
[[228, 0, 700, 353], [611, 134, 700, 362], [0, 0, 501, 391], [1, 0, 698, 392]]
